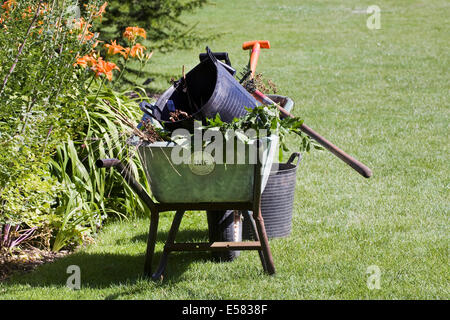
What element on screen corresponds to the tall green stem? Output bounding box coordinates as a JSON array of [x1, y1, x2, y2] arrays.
[[86, 72, 96, 91], [135, 60, 144, 83], [94, 77, 106, 101], [115, 58, 129, 87]]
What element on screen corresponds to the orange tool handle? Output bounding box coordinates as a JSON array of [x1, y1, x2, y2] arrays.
[[243, 40, 270, 78], [249, 42, 261, 77]]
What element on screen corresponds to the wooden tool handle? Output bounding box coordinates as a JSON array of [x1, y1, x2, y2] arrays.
[[252, 90, 373, 178], [298, 123, 372, 178]]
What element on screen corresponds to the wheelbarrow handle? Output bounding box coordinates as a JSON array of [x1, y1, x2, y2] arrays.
[[95, 158, 121, 168], [96, 158, 156, 210]]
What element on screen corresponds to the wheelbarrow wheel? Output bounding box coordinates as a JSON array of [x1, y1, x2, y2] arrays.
[[206, 210, 242, 262]]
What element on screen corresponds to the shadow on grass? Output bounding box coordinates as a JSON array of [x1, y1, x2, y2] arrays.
[[4, 228, 223, 292], [129, 228, 208, 244]]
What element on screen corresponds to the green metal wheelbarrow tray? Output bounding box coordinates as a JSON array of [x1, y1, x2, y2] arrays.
[[96, 135, 278, 280]]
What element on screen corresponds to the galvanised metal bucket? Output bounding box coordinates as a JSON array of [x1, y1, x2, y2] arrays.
[[243, 152, 302, 239]]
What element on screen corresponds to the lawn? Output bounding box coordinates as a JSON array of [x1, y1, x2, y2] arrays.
[[1, 0, 448, 299]]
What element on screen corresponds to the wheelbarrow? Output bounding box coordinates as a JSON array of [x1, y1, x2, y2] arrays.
[[96, 136, 278, 280]]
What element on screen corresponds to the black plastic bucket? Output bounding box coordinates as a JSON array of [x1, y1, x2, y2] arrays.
[[243, 152, 302, 240], [151, 47, 258, 131]]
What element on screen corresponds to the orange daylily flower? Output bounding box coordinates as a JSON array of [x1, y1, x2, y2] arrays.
[[121, 47, 131, 59], [92, 58, 120, 81], [130, 43, 146, 58], [1, 0, 16, 12], [123, 26, 146, 42], [73, 17, 91, 31], [92, 40, 103, 49], [93, 2, 108, 20], [74, 54, 97, 69], [78, 30, 95, 42], [104, 40, 125, 56], [145, 51, 153, 61], [72, 17, 96, 43]]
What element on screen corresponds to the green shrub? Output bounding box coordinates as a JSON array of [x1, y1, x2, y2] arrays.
[[47, 83, 152, 251], [0, 0, 145, 251], [0, 0, 206, 252], [0, 0, 103, 186]]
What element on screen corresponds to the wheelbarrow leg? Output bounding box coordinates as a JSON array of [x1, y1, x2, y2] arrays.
[[243, 210, 268, 272], [144, 209, 159, 278], [253, 207, 276, 275], [152, 210, 185, 281]]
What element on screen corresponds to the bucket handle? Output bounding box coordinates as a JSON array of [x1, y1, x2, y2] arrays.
[[287, 152, 302, 167], [199, 51, 232, 67], [205, 46, 218, 64]]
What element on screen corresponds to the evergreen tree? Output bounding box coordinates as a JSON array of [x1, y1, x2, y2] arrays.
[[84, 0, 211, 52]]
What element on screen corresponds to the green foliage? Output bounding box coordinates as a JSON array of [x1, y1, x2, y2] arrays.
[[91, 0, 214, 52], [0, 0, 100, 190], [47, 84, 151, 251], [0, 172, 62, 226], [203, 105, 323, 156], [49, 136, 106, 252], [86, 86, 151, 217], [1, 0, 448, 299], [0, 0, 149, 251], [0, 170, 64, 250]]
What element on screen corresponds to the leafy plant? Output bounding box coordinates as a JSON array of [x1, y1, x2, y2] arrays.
[[48, 84, 151, 251], [0, 0, 107, 212], [0, 1, 154, 252], [202, 105, 323, 156]]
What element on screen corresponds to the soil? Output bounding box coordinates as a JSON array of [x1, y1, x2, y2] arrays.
[[169, 109, 190, 122], [0, 248, 69, 282], [141, 120, 166, 142], [242, 72, 278, 95]]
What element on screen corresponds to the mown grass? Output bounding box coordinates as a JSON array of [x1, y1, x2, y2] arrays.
[[1, 0, 449, 299]]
